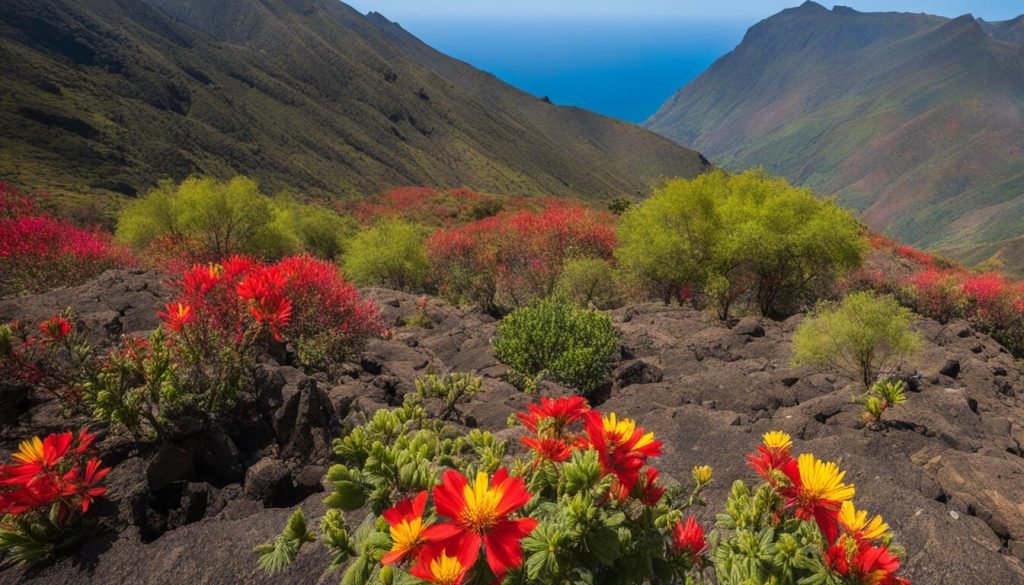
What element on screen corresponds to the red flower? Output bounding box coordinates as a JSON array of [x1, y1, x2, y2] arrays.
[[636, 467, 665, 506], [584, 411, 661, 495], [381, 491, 429, 565], [423, 468, 538, 581], [39, 316, 71, 343], [826, 538, 908, 585], [520, 436, 572, 466], [158, 302, 194, 331], [409, 545, 474, 585], [67, 458, 110, 513], [237, 267, 293, 340], [746, 431, 797, 487], [780, 454, 856, 544], [517, 396, 589, 435], [671, 517, 707, 566]]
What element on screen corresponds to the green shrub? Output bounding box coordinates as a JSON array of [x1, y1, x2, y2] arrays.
[[555, 258, 622, 309], [792, 291, 921, 388], [269, 196, 358, 260], [617, 169, 865, 319], [857, 378, 908, 423], [408, 372, 483, 421], [342, 219, 430, 292], [494, 296, 619, 394], [117, 176, 292, 260]]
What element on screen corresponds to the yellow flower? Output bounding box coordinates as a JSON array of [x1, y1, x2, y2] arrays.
[[762, 431, 792, 451], [12, 436, 46, 465], [838, 500, 889, 540], [602, 412, 656, 450], [796, 453, 855, 503], [692, 465, 713, 485]]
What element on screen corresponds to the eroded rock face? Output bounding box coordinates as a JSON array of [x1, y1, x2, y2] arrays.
[[2, 278, 1024, 583]]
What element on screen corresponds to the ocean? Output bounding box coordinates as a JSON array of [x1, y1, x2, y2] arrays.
[[394, 17, 750, 123]]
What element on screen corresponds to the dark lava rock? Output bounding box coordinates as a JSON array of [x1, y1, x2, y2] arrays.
[[244, 457, 290, 504], [612, 359, 664, 389], [146, 445, 194, 491], [940, 359, 961, 379]]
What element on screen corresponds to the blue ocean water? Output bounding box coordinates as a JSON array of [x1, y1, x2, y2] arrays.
[[395, 17, 749, 123]]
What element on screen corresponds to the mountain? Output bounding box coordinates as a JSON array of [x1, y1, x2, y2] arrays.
[[646, 2, 1024, 273], [0, 0, 709, 214]]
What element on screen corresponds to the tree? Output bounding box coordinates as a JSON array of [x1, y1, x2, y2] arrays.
[[615, 172, 724, 304], [792, 291, 921, 388], [117, 176, 290, 260], [342, 219, 431, 292]]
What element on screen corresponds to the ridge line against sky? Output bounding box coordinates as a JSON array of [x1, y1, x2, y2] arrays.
[[343, 1, 1024, 122], [344, 1, 1023, 21]]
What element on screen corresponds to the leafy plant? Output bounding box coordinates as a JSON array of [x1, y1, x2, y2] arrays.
[[716, 432, 909, 585], [343, 219, 432, 292], [494, 296, 619, 395], [555, 258, 623, 310], [409, 372, 483, 422], [0, 429, 110, 566], [257, 395, 712, 585], [792, 292, 921, 388], [856, 379, 907, 423]]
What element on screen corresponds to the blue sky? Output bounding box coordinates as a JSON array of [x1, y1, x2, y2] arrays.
[[345, 1, 1023, 122], [346, 1, 1023, 21]]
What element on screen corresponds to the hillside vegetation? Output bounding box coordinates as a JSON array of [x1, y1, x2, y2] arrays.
[[646, 1, 1024, 273], [0, 0, 709, 220]]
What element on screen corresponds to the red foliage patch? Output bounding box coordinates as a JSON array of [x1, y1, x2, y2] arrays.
[[0, 184, 135, 295], [426, 205, 616, 309]]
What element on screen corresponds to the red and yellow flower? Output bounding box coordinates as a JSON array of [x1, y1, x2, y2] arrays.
[[409, 546, 473, 585], [381, 491, 429, 565], [158, 302, 194, 331], [584, 411, 662, 495], [423, 468, 537, 580], [781, 453, 856, 543], [747, 430, 797, 487]]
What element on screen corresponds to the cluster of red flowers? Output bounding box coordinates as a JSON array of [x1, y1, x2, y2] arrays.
[[0, 429, 110, 521], [375, 397, 709, 584], [426, 206, 617, 307], [0, 315, 76, 393], [158, 255, 386, 344], [0, 184, 134, 295], [746, 432, 908, 584]]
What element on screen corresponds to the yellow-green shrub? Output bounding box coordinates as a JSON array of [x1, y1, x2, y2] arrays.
[[342, 219, 430, 292]]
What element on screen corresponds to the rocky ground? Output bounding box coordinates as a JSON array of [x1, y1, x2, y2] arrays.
[[1, 270, 1023, 584]]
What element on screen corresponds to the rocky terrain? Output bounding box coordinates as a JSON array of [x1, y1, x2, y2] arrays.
[[1, 270, 1024, 584]]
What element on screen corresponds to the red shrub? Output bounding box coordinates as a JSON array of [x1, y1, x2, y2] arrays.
[[907, 268, 965, 322], [0, 185, 135, 295], [164, 255, 387, 363], [426, 205, 616, 309]]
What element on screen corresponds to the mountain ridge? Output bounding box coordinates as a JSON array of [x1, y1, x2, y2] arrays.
[[0, 0, 709, 215], [646, 4, 1024, 273]]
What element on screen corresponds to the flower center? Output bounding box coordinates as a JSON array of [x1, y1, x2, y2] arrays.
[[459, 471, 504, 532], [430, 552, 465, 585], [389, 517, 424, 552]]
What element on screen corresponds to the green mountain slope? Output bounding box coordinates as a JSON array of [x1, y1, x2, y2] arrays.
[[646, 1, 1024, 273], [0, 0, 709, 212]]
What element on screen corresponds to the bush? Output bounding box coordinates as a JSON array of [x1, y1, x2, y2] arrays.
[[270, 197, 358, 261], [617, 170, 864, 319], [342, 219, 431, 292], [716, 431, 909, 584], [0, 185, 134, 296], [256, 401, 910, 585], [792, 291, 921, 388], [427, 206, 616, 311], [2, 256, 386, 440], [257, 396, 713, 584], [555, 258, 622, 309], [0, 428, 110, 566], [494, 296, 618, 394]]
